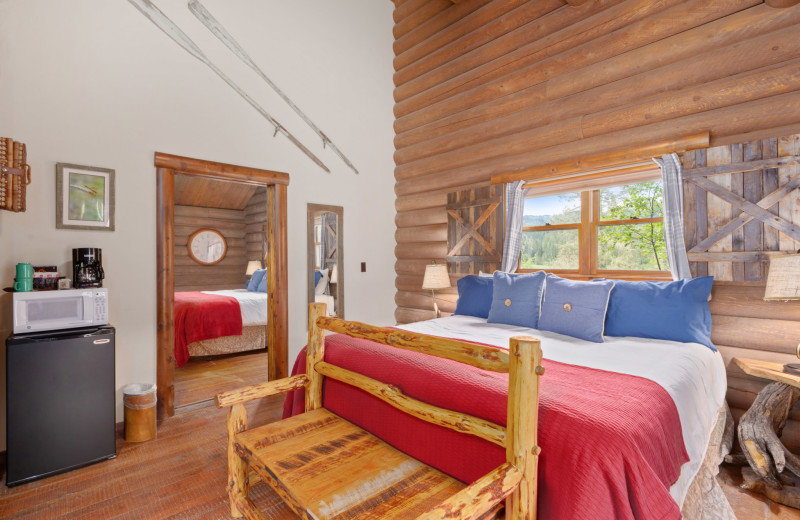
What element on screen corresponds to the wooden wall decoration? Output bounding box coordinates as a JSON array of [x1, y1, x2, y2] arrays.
[[391, 0, 800, 324], [682, 134, 800, 451], [446, 184, 503, 275], [682, 135, 800, 281]]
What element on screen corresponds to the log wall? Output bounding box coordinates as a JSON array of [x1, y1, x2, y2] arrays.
[[245, 186, 268, 266], [392, 1, 800, 442], [392, 0, 800, 324], [174, 205, 248, 292]]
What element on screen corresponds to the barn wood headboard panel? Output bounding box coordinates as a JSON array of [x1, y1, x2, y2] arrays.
[[682, 133, 800, 449]]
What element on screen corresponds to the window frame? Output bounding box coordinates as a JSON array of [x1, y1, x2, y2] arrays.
[[517, 182, 672, 281]]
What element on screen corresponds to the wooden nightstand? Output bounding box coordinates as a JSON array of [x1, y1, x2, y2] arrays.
[[731, 357, 800, 508]]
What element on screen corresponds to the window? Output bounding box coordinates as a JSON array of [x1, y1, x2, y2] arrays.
[[519, 180, 670, 280]]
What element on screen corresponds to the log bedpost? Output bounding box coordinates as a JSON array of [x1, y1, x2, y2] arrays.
[[506, 336, 543, 520], [305, 303, 327, 412], [227, 403, 249, 518]]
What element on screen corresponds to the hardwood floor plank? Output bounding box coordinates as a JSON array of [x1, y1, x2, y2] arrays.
[[175, 350, 269, 409]]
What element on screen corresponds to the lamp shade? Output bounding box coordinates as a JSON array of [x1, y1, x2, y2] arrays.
[[764, 253, 800, 300], [422, 264, 450, 290], [245, 260, 262, 276]]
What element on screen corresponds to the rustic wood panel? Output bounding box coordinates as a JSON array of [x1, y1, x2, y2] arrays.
[[174, 204, 248, 292], [445, 184, 503, 276], [174, 175, 258, 210], [682, 134, 800, 282], [245, 186, 268, 265]]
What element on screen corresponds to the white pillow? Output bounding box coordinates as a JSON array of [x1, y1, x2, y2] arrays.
[[478, 271, 495, 278], [315, 268, 329, 295]]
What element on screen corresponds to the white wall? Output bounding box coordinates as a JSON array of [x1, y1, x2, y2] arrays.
[[0, 0, 396, 450]]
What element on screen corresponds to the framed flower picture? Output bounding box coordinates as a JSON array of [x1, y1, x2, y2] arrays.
[[56, 163, 115, 231]]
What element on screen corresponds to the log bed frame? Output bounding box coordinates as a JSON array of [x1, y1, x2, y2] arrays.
[[215, 302, 544, 519]]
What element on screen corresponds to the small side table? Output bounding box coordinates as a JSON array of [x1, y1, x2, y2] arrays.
[[732, 358, 800, 508]]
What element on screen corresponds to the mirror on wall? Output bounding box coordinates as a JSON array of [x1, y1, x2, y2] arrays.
[[307, 204, 344, 320]]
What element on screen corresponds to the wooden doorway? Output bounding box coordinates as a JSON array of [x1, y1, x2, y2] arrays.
[[155, 152, 289, 418]]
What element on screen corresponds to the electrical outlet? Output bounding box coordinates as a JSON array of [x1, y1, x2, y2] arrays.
[[361, 262, 366, 272]]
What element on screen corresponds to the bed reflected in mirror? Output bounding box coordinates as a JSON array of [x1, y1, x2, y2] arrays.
[[307, 203, 344, 320]]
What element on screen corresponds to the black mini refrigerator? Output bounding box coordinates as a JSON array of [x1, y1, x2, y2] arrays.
[[6, 326, 116, 486]]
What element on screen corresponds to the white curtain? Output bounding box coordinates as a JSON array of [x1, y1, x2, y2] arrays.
[[502, 180, 527, 273], [654, 153, 692, 280]]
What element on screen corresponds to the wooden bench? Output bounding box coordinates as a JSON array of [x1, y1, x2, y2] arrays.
[[215, 303, 544, 519]]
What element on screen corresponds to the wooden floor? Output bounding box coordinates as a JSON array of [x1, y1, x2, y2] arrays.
[[718, 463, 800, 520], [1, 398, 798, 519], [174, 350, 269, 411]]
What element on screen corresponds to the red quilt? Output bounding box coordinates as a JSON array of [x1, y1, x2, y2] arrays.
[[173, 292, 242, 367], [284, 333, 688, 520]]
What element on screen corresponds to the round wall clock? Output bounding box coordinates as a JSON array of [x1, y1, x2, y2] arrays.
[[187, 228, 227, 265]]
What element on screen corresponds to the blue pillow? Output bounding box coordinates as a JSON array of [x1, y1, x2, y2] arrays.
[[487, 271, 546, 329], [601, 277, 715, 350], [314, 270, 322, 286], [539, 275, 614, 343], [246, 269, 267, 292], [256, 272, 268, 293], [453, 275, 493, 319]]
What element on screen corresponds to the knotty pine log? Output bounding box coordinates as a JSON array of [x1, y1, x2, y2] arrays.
[[305, 303, 326, 412], [216, 374, 309, 408], [396, 259, 441, 276], [505, 336, 543, 519], [396, 306, 445, 324], [317, 315, 509, 371], [226, 403, 248, 518], [393, 0, 438, 23], [394, 4, 800, 140], [395, 241, 449, 260], [395, 52, 800, 181], [394, 0, 667, 109], [393, 0, 452, 40], [395, 20, 800, 154], [395, 181, 490, 212], [396, 223, 448, 243], [315, 361, 507, 446], [766, 0, 800, 7], [711, 315, 800, 355], [393, 0, 489, 57], [394, 0, 759, 122], [396, 206, 447, 227], [395, 273, 461, 293], [417, 463, 521, 520], [395, 290, 458, 314], [395, 0, 624, 105], [393, 0, 529, 75], [398, 92, 800, 195]]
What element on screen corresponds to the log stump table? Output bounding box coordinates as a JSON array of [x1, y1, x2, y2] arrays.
[[733, 358, 800, 509]]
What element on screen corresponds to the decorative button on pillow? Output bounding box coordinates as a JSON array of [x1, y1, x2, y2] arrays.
[[487, 271, 546, 329], [539, 275, 614, 343]]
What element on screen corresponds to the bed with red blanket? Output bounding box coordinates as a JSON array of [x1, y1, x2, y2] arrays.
[[174, 290, 268, 367], [284, 315, 728, 520]]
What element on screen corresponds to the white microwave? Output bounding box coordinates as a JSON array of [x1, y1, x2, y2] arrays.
[[13, 288, 108, 334]]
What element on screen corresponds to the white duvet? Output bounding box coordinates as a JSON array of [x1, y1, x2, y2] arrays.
[[201, 289, 268, 326], [398, 315, 727, 509]]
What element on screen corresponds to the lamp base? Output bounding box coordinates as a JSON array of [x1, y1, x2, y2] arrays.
[[784, 363, 800, 376]]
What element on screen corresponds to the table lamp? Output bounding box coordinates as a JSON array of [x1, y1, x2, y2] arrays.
[[763, 253, 800, 374], [422, 263, 450, 318], [246, 260, 262, 276]]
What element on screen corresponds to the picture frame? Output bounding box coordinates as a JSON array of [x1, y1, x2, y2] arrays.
[[56, 163, 115, 231]]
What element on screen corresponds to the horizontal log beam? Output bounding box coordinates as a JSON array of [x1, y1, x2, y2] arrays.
[[490, 132, 709, 185], [315, 361, 507, 446], [683, 155, 800, 178], [215, 374, 308, 408], [317, 315, 509, 372]]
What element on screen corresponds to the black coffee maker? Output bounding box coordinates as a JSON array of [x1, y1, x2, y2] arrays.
[[73, 248, 104, 288]]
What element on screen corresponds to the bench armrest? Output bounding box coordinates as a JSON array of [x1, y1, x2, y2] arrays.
[[416, 462, 522, 520], [216, 374, 309, 408]]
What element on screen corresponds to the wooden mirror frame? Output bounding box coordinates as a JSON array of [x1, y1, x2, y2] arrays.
[[156, 152, 289, 418], [307, 203, 344, 321]]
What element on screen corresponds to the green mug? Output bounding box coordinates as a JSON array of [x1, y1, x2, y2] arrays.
[[14, 263, 33, 292]]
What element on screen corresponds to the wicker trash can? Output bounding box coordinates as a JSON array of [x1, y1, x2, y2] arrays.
[[123, 383, 157, 442]]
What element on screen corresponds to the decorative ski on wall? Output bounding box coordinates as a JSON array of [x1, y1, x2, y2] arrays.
[[127, 0, 330, 173], [188, 0, 359, 174]]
